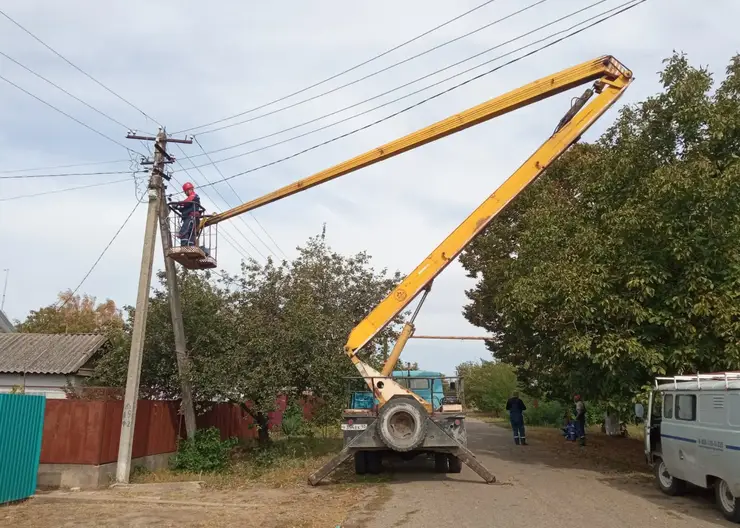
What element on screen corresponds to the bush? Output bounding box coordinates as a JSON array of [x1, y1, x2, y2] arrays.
[[170, 427, 238, 472], [524, 400, 564, 427], [281, 402, 313, 437]]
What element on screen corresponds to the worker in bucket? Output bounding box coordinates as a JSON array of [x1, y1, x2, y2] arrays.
[[505, 391, 527, 445], [169, 182, 202, 247]]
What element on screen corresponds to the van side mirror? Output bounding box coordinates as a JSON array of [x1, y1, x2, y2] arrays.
[[634, 403, 645, 419]]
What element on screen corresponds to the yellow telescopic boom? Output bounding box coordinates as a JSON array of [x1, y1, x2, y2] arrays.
[[191, 56, 633, 410]]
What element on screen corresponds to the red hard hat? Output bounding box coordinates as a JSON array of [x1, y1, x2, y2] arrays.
[[182, 182, 194, 192]]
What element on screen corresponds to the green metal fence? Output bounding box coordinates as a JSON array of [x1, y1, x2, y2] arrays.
[[0, 394, 46, 504]]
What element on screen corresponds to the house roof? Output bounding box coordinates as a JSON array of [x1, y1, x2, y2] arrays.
[[0, 333, 109, 374], [0, 310, 14, 333]]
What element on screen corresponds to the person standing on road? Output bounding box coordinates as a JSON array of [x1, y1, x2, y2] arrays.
[[574, 395, 587, 446], [506, 391, 527, 445]]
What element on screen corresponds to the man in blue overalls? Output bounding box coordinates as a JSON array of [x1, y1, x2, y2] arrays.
[[506, 391, 527, 445], [170, 182, 201, 247]]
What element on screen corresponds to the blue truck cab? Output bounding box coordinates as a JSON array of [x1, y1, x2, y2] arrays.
[[350, 370, 446, 411]]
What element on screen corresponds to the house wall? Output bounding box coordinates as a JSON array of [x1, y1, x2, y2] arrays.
[[0, 373, 83, 399]]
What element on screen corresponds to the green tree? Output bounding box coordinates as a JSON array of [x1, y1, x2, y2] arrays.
[[90, 228, 403, 444], [18, 291, 125, 334], [456, 360, 517, 415], [460, 53, 740, 405], [209, 229, 403, 442]]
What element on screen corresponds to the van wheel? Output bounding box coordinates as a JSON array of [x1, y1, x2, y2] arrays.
[[655, 458, 686, 496], [354, 451, 367, 475], [715, 479, 740, 522]]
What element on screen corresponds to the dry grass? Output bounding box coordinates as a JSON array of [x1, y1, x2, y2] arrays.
[[132, 435, 389, 489], [485, 420, 650, 475], [5, 435, 389, 528]]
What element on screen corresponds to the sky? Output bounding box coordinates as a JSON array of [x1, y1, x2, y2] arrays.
[[0, 0, 737, 376]]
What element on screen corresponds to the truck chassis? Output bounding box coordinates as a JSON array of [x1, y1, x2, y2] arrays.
[[308, 409, 495, 485]]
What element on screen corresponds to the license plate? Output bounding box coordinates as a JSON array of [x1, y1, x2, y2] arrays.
[[341, 423, 368, 431]]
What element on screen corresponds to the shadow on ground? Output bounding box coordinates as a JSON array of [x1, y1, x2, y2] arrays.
[[470, 419, 732, 527]]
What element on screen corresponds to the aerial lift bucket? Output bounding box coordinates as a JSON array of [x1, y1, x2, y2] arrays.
[[165, 212, 218, 270]]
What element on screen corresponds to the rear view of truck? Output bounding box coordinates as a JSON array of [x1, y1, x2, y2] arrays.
[[339, 371, 483, 478]]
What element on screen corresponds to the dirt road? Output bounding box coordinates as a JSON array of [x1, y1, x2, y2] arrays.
[[346, 419, 733, 528]]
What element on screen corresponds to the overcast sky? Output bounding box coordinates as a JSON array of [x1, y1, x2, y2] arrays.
[[0, 0, 737, 375]]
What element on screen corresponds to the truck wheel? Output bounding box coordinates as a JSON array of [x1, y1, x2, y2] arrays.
[[377, 397, 428, 452], [715, 478, 740, 522], [434, 453, 449, 473], [448, 455, 463, 474], [354, 451, 367, 475], [654, 458, 686, 496], [367, 451, 382, 475]]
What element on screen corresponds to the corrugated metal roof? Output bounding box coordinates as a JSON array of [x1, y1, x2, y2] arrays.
[[0, 333, 109, 374]]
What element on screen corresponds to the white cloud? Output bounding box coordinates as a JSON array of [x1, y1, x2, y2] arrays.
[[1, 0, 737, 375]]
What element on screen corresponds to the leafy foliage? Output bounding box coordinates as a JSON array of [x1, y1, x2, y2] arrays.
[[17, 291, 125, 335], [460, 53, 740, 404], [89, 228, 403, 443], [281, 402, 312, 437], [523, 400, 565, 427], [456, 360, 517, 415], [170, 427, 238, 472]]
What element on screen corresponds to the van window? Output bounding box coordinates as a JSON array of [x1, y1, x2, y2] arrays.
[[663, 394, 674, 419], [676, 394, 696, 421], [729, 394, 740, 427], [699, 394, 725, 425], [652, 392, 663, 418]]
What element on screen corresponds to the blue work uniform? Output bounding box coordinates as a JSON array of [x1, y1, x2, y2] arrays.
[[506, 397, 527, 445], [172, 193, 201, 246]]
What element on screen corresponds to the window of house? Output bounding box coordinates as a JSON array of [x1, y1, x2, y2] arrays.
[[676, 394, 696, 421]]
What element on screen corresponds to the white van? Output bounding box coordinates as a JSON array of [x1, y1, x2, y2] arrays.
[[639, 372, 740, 522]]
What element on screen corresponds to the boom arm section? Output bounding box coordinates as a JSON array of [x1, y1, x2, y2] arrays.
[[345, 70, 633, 361], [200, 56, 631, 229]]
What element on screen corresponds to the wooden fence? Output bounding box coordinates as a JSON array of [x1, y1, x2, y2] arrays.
[[39, 396, 318, 465], [40, 400, 178, 465]]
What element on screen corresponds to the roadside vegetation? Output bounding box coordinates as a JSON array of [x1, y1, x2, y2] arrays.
[[459, 52, 740, 431]]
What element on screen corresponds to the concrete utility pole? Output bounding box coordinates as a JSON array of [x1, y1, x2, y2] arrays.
[[115, 128, 193, 483], [115, 129, 166, 483], [157, 185, 197, 439], [1, 268, 8, 311]]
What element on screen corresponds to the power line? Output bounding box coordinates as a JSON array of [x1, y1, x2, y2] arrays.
[[184, 0, 615, 167], [56, 199, 143, 309], [0, 170, 144, 180], [0, 49, 132, 130], [0, 8, 161, 128], [185, 0, 551, 137], [199, 0, 646, 189], [192, 136, 288, 260], [0, 159, 132, 175], [0, 177, 133, 201], [175, 0, 501, 134], [0, 73, 145, 156]]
